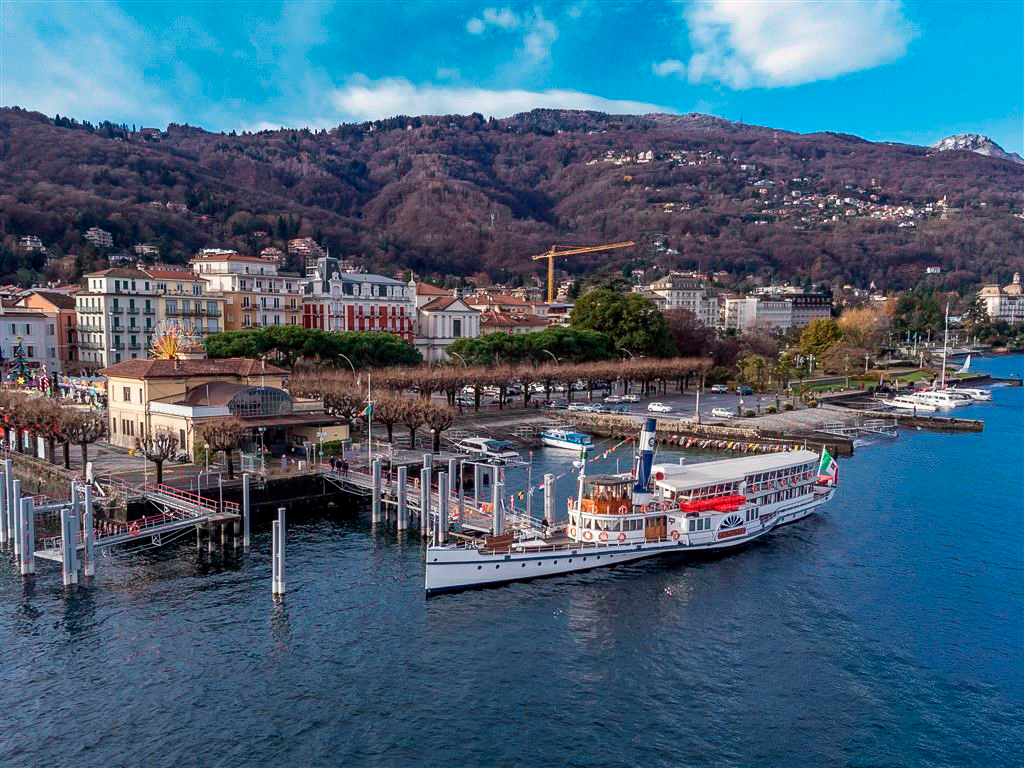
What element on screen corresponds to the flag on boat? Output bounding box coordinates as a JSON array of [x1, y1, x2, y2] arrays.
[[818, 447, 838, 486], [360, 402, 373, 419]]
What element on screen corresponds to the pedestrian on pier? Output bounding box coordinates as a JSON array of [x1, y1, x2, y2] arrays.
[[341, 459, 349, 475]]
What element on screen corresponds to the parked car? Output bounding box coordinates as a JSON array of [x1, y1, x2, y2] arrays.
[[604, 394, 623, 404], [710, 407, 734, 419], [454, 396, 475, 407], [736, 385, 754, 396], [710, 384, 728, 394], [543, 399, 567, 410], [605, 404, 628, 413], [647, 402, 673, 413], [621, 393, 640, 403], [567, 403, 589, 412]]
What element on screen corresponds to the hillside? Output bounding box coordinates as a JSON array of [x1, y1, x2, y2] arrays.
[[1, 106, 1022, 291]]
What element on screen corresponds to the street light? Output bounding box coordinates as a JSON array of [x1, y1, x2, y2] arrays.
[[448, 351, 468, 369], [336, 353, 356, 376], [542, 349, 560, 365], [619, 347, 635, 359], [316, 430, 326, 466]]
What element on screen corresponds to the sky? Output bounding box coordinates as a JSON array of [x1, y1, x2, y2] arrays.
[[1, 0, 1021, 152]]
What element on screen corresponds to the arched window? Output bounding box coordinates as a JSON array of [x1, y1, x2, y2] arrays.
[[227, 387, 294, 418]]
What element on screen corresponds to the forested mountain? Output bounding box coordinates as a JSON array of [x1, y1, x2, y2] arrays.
[[1, 106, 1022, 291]]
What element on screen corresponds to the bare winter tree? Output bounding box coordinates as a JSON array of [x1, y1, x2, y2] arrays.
[[372, 394, 404, 443], [400, 399, 426, 448], [424, 403, 455, 452], [198, 417, 246, 479], [64, 410, 108, 469], [134, 429, 179, 485]]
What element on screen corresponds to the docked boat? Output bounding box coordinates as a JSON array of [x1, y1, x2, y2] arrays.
[[886, 394, 938, 412], [540, 427, 594, 452], [947, 386, 991, 401], [913, 389, 972, 408], [452, 437, 522, 464], [425, 418, 838, 595]]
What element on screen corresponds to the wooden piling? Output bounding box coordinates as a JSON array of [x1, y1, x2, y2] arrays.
[[397, 465, 408, 530]]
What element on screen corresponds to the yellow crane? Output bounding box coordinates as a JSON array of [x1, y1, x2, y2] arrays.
[[531, 240, 635, 303]]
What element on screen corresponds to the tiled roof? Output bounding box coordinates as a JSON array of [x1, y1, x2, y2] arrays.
[[85, 267, 150, 278], [415, 282, 451, 296], [99, 357, 287, 379], [479, 311, 548, 328], [24, 290, 77, 309], [465, 293, 530, 306], [144, 268, 202, 280], [419, 296, 474, 312]]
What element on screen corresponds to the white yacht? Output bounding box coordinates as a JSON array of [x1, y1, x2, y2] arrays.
[[913, 389, 972, 408], [540, 427, 594, 452], [948, 387, 991, 401], [452, 437, 522, 464], [425, 418, 838, 595], [887, 394, 938, 412]]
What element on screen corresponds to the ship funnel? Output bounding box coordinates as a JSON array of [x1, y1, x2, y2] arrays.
[[633, 417, 657, 495]]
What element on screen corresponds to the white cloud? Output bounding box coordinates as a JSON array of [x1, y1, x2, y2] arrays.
[[331, 77, 673, 121], [465, 6, 559, 64], [652, 59, 686, 78], [683, 0, 917, 88]]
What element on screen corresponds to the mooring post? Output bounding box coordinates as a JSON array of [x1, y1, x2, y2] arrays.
[[419, 467, 430, 539], [423, 453, 433, 473], [491, 469, 502, 535], [371, 458, 382, 524], [12, 478, 22, 558], [457, 461, 465, 530], [272, 506, 286, 596], [68, 504, 79, 584], [61, 508, 74, 587], [271, 520, 280, 594], [396, 465, 408, 531], [543, 473, 554, 526], [473, 463, 483, 506], [4, 458, 13, 544], [242, 472, 251, 551], [0, 465, 7, 546], [437, 472, 449, 544], [83, 483, 95, 578], [208, 522, 215, 553], [20, 495, 34, 576]]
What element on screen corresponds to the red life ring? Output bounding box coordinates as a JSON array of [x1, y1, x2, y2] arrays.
[[129, 522, 140, 537], [617, 532, 627, 543], [617, 504, 629, 514], [568, 526, 577, 538], [672, 530, 680, 541], [567, 498, 573, 511], [598, 531, 609, 542], [583, 530, 593, 541]]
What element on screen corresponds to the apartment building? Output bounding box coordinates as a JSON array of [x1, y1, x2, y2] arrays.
[[723, 293, 831, 332], [642, 274, 720, 326], [192, 251, 302, 330], [413, 282, 480, 362], [75, 267, 160, 367], [145, 268, 225, 338], [16, 290, 78, 366], [84, 226, 114, 249], [0, 305, 62, 376], [301, 256, 414, 341]]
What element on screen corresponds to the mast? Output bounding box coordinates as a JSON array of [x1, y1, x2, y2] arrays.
[[632, 417, 657, 505], [940, 303, 949, 389]]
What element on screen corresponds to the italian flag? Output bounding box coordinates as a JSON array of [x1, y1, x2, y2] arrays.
[[360, 402, 374, 419], [818, 448, 838, 486]]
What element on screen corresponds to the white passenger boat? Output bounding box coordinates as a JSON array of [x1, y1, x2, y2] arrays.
[[948, 387, 991, 401], [886, 395, 938, 412], [913, 389, 972, 408], [540, 427, 594, 452], [452, 437, 522, 464], [425, 418, 838, 595]]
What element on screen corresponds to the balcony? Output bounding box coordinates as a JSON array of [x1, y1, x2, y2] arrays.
[[128, 343, 142, 350], [126, 307, 140, 315], [111, 342, 126, 351], [109, 306, 124, 314], [143, 306, 156, 315]]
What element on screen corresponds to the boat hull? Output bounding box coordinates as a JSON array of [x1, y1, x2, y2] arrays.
[[425, 488, 834, 595], [540, 436, 593, 451]]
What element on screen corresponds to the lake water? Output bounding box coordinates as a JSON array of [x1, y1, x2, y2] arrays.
[[2, 356, 1022, 768]]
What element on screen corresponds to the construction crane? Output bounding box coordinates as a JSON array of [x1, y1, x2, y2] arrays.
[[531, 240, 635, 303]]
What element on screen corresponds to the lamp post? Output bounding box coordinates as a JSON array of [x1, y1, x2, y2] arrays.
[[448, 351, 468, 369], [542, 349, 559, 365], [316, 430, 326, 466], [619, 347, 635, 359], [337, 353, 356, 377]]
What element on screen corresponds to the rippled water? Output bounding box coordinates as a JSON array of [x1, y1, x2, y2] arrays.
[[2, 357, 1022, 768]]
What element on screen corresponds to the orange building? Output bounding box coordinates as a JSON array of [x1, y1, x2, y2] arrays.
[[16, 290, 78, 366]]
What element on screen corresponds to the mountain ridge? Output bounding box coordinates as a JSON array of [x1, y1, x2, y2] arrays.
[[1, 106, 1022, 291]]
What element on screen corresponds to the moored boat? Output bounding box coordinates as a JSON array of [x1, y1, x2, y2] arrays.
[[425, 418, 838, 595], [540, 427, 594, 452], [452, 437, 522, 464]]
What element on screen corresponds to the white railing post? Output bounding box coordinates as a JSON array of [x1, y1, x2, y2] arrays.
[[83, 483, 95, 578]]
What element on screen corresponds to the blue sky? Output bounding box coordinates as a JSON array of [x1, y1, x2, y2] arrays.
[[2, 1, 1021, 151]]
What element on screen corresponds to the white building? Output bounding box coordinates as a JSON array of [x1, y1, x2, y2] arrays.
[[0, 305, 62, 376], [723, 297, 760, 332], [301, 256, 415, 341], [723, 293, 831, 332], [413, 283, 480, 363], [75, 267, 160, 367], [18, 235, 44, 253], [979, 272, 1023, 322], [192, 251, 302, 329], [84, 227, 114, 249], [640, 274, 720, 326]]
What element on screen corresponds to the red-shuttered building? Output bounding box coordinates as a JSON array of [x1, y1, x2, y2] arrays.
[[301, 257, 415, 342]]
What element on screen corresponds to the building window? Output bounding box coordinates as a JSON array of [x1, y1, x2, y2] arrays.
[[26, 346, 34, 357], [123, 387, 131, 402], [179, 429, 186, 448], [227, 387, 293, 418], [453, 319, 462, 338]]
